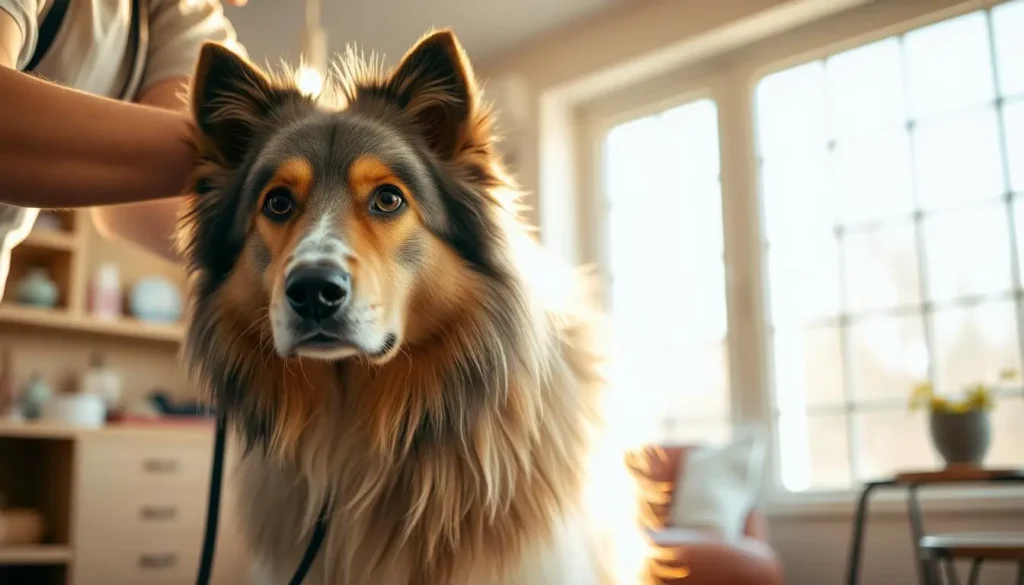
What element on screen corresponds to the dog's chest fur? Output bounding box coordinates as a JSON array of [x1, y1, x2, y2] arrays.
[[238, 455, 604, 585], [227, 323, 624, 585]]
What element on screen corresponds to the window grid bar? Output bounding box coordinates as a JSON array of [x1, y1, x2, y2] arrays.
[[985, 9, 1024, 378], [896, 33, 940, 402], [836, 192, 1020, 235], [785, 93, 1024, 162], [771, 384, 1024, 418], [772, 289, 1024, 332], [819, 57, 865, 484]]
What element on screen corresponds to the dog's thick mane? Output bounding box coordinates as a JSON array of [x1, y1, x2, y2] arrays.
[[178, 32, 642, 584]]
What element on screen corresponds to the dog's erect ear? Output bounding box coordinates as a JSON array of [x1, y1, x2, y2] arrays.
[[190, 43, 296, 166], [387, 30, 480, 161]]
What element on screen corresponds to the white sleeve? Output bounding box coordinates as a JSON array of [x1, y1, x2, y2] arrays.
[[0, 0, 41, 69], [141, 0, 249, 92]]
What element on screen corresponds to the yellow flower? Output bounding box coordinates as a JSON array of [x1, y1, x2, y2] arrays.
[[965, 384, 995, 411], [909, 382, 933, 411]]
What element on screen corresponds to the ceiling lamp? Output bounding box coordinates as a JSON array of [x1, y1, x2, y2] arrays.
[[296, 0, 327, 96]]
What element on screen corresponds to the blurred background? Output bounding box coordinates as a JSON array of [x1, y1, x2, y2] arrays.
[[1, 0, 1023, 584]]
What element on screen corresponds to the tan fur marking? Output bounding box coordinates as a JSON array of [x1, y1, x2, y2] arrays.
[[260, 157, 315, 206]]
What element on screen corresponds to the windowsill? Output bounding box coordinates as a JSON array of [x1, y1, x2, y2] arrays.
[[765, 484, 1024, 520]]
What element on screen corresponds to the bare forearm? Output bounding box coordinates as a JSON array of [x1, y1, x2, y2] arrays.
[[0, 67, 196, 208], [89, 78, 194, 263]]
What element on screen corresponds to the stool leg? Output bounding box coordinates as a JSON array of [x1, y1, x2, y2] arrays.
[[1016, 560, 1023, 585], [966, 558, 982, 585], [942, 557, 960, 585]]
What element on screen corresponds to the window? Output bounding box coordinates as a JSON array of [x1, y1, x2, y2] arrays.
[[601, 98, 731, 445], [756, 2, 1024, 492]]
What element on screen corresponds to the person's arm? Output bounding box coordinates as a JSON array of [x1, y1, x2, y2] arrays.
[[0, 11, 197, 209], [89, 0, 247, 262], [89, 79, 191, 263]]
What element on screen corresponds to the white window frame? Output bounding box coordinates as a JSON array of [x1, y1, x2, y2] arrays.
[[575, 0, 1024, 515]]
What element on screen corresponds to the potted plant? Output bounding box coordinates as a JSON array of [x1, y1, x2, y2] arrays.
[[908, 369, 1014, 468]]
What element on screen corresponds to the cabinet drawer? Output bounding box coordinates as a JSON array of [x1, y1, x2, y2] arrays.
[[77, 432, 214, 493], [74, 527, 203, 585]]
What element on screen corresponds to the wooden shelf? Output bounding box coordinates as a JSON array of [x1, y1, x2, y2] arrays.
[[0, 545, 72, 565], [0, 305, 184, 343], [19, 231, 77, 252]]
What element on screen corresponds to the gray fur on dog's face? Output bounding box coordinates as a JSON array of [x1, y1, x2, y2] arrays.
[[181, 35, 510, 371], [240, 114, 444, 361]]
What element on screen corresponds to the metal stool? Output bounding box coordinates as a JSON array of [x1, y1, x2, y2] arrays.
[[919, 532, 1024, 585]]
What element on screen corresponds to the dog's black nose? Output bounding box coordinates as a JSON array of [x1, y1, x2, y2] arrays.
[[285, 265, 351, 320]]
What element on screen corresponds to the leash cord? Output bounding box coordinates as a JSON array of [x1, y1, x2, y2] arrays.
[[195, 412, 228, 585], [195, 412, 331, 585]]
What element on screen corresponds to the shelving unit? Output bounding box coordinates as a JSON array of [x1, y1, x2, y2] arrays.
[[0, 210, 184, 344], [0, 545, 73, 565], [0, 422, 247, 585]]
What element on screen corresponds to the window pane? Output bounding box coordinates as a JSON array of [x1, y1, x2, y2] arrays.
[[660, 99, 721, 180], [832, 130, 915, 224], [761, 153, 833, 245], [663, 179, 725, 257], [605, 115, 658, 206], [665, 341, 730, 420], [1015, 199, 1024, 286], [604, 99, 731, 445], [779, 412, 852, 491], [826, 38, 906, 138], [924, 204, 1013, 302], [773, 326, 845, 411], [856, 410, 937, 480], [767, 239, 842, 326], [904, 11, 996, 118], [756, 61, 827, 158], [993, 0, 1024, 98], [913, 108, 1005, 209], [843, 223, 922, 313], [848, 315, 929, 403], [988, 397, 1024, 467], [1005, 100, 1024, 194], [930, 300, 1022, 397], [662, 419, 732, 447]]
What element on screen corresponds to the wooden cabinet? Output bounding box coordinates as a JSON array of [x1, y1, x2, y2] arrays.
[[0, 423, 249, 585]]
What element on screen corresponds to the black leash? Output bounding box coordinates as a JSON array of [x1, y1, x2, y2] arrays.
[[195, 412, 331, 584]]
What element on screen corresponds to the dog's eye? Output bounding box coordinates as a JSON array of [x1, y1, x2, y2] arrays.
[[262, 188, 295, 221], [370, 185, 405, 215]]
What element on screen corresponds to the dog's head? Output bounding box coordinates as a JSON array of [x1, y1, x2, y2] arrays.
[[183, 31, 513, 367]]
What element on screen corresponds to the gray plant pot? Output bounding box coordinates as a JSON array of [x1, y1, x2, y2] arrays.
[[929, 410, 991, 466]]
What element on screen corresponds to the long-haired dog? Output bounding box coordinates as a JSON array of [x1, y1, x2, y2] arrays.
[[179, 30, 651, 584]]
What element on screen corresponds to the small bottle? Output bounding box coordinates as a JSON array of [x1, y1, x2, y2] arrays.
[[91, 263, 121, 320], [81, 353, 122, 416]]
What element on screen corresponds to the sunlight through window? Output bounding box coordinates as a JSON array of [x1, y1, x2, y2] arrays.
[[602, 99, 731, 446], [757, 2, 1024, 492]]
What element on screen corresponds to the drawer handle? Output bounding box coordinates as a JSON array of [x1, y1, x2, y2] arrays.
[[140, 505, 178, 521], [141, 458, 180, 474], [138, 552, 178, 569]]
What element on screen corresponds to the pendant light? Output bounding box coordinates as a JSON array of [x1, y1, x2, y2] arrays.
[[296, 0, 326, 96]]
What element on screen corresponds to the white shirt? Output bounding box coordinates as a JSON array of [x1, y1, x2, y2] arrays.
[[2, 0, 243, 97], [0, 0, 245, 298]]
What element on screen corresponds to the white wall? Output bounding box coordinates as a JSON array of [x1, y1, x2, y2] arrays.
[[770, 507, 1024, 584]]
